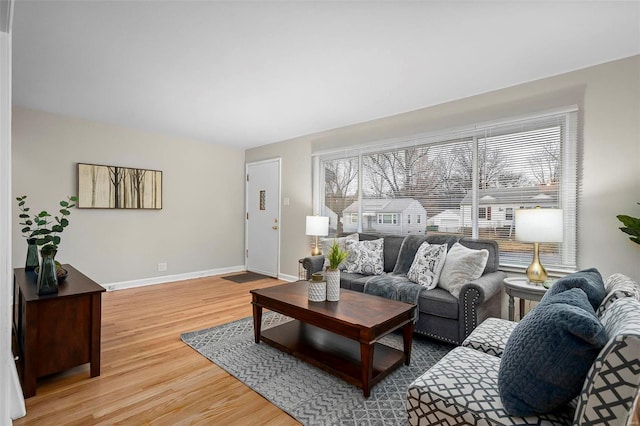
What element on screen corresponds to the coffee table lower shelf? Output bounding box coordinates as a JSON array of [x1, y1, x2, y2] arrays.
[[260, 319, 406, 394]]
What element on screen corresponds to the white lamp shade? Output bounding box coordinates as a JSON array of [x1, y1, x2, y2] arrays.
[[306, 216, 329, 236], [515, 208, 564, 243]]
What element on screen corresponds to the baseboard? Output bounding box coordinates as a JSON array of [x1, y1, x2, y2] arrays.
[[105, 265, 246, 291], [278, 273, 299, 282]]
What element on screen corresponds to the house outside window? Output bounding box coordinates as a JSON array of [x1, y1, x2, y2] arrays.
[[316, 107, 578, 273]]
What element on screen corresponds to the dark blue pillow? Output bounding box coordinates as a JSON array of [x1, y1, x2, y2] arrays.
[[498, 288, 608, 416], [541, 268, 606, 310]]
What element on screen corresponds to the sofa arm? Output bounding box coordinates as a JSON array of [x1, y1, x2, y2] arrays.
[[458, 271, 507, 340], [301, 255, 325, 280]]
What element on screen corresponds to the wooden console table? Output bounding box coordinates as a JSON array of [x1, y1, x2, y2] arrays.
[[12, 265, 105, 398]]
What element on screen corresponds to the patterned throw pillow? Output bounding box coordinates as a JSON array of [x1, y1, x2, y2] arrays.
[[344, 238, 384, 275], [320, 233, 358, 270], [407, 243, 447, 290], [438, 242, 489, 298]]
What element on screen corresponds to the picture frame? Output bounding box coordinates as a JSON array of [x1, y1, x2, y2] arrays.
[[77, 163, 163, 209]]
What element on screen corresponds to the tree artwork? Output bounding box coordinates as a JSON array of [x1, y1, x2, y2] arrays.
[[77, 163, 162, 209]]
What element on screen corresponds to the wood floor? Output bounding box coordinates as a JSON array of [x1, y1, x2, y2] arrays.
[[14, 274, 301, 425]]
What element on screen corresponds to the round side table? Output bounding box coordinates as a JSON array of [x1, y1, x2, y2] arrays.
[[504, 277, 548, 321]]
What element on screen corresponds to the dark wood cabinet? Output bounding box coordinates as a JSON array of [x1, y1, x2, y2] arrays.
[[12, 265, 105, 398]]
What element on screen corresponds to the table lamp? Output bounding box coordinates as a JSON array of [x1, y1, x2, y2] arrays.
[[515, 207, 563, 284], [306, 215, 329, 256]]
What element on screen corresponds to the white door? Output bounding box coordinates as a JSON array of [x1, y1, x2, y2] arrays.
[[246, 159, 280, 277]]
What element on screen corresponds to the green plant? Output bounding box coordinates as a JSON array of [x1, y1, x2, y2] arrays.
[[16, 195, 78, 249], [617, 203, 640, 245], [326, 240, 348, 270]]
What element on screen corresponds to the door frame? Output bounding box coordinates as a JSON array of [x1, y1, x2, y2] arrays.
[[245, 158, 281, 277]]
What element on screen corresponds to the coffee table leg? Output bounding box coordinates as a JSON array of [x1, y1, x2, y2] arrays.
[[403, 321, 414, 366], [252, 303, 262, 343], [360, 342, 374, 398]]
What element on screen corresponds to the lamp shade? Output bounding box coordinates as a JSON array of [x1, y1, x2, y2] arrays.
[[515, 208, 563, 243], [306, 216, 329, 237]]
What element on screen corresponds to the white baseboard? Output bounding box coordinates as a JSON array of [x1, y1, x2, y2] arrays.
[[278, 273, 299, 282], [104, 265, 246, 291]]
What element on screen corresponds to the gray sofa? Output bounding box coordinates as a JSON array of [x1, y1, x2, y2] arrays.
[[302, 233, 506, 345]]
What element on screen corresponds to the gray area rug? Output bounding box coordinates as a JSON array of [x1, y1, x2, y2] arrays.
[[181, 312, 453, 425]]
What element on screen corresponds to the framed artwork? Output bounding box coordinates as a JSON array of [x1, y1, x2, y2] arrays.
[[77, 163, 162, 209]]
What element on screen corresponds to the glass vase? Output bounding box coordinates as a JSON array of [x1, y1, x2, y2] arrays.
[[37, 245, 59, 295], [25, 238, 39, 271]]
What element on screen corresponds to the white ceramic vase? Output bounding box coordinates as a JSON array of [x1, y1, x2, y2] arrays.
[[326, 269, 341, 301]]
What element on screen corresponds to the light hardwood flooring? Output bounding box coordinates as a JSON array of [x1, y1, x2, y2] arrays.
[[14, 274, 301, 425]]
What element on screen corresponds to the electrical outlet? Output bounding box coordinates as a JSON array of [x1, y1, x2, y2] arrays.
[[158, 262, 167, 272]]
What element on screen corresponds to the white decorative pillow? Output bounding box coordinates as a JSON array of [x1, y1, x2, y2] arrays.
[[320, 233, 358, 270], [344, 238, 384, 275], [438, 242, 489, 298], [407, 243, 447, 290]]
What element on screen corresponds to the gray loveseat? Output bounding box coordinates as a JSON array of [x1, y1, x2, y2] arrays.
[[302, 233, 506, 344]]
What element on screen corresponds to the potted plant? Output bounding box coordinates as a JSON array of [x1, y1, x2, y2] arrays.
[[16, 195, 78, 294], [617, 203, 640, 245], [325, 240, 348, 301]]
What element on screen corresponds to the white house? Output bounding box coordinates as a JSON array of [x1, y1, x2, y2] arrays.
[[459, 187, 559, 229], [342, 198, 427, 235], [323, 206, 339, 234], [427, 209, 461, 232]]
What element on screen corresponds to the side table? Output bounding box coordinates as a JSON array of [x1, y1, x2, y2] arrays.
[[12, 265, 105, 398], [503, 277, 548, 321]]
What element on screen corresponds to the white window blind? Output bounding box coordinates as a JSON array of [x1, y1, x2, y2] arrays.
[[314, 107, 579, 272]]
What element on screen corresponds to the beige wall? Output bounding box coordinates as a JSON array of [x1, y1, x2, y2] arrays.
[[246, 55, 640, 283], [12, 107, 246, 284]]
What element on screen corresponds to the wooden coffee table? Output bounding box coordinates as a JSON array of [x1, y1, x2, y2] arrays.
[[250, 281, 415, 397]]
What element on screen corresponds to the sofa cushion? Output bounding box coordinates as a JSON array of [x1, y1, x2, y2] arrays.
[[498, 288, 608, 416], [407, 243, 447, 290], [596, 273, 640, 317], [339, 272, 367, 290], [344, 238, 384, 275], [392, 234, 428, 275], [417, 287, 458, 320], [320, 233, 358, 271], [462, 317, 518, 357], [382, 235, 405, 273], [542, 268, 606, 311], [438, 242, 489, 298]]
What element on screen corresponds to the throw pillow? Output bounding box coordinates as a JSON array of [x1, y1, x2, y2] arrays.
[[407, 243, 447, 290], [437, 242, 489, 298], [344, 238, 384, 275], [542, 268, 606, 311], [320, 233, 358, 271], [498, 288, 608, 416]]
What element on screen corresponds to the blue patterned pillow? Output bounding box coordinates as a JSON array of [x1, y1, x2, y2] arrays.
[[498, 288, 608, 416], [542, 268, 606, 310]]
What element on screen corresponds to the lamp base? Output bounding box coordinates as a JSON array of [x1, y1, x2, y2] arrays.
[[311, 246, 322, 256], [526, 242, 547, 284]]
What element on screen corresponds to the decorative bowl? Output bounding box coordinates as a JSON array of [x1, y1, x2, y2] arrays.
[[34, 266, 68, 283]]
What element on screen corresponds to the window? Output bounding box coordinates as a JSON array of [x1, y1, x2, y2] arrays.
[[505, 208, 514, 221], [315, 107, 578, 273], [377, 214, 398, 225], [407, 214, 411, 224]]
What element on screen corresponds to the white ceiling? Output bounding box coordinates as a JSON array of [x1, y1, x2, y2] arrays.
[[11, 1, 640, 149]]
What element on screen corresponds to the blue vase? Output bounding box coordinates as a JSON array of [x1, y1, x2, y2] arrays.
[[37, 245, 58, 295]]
